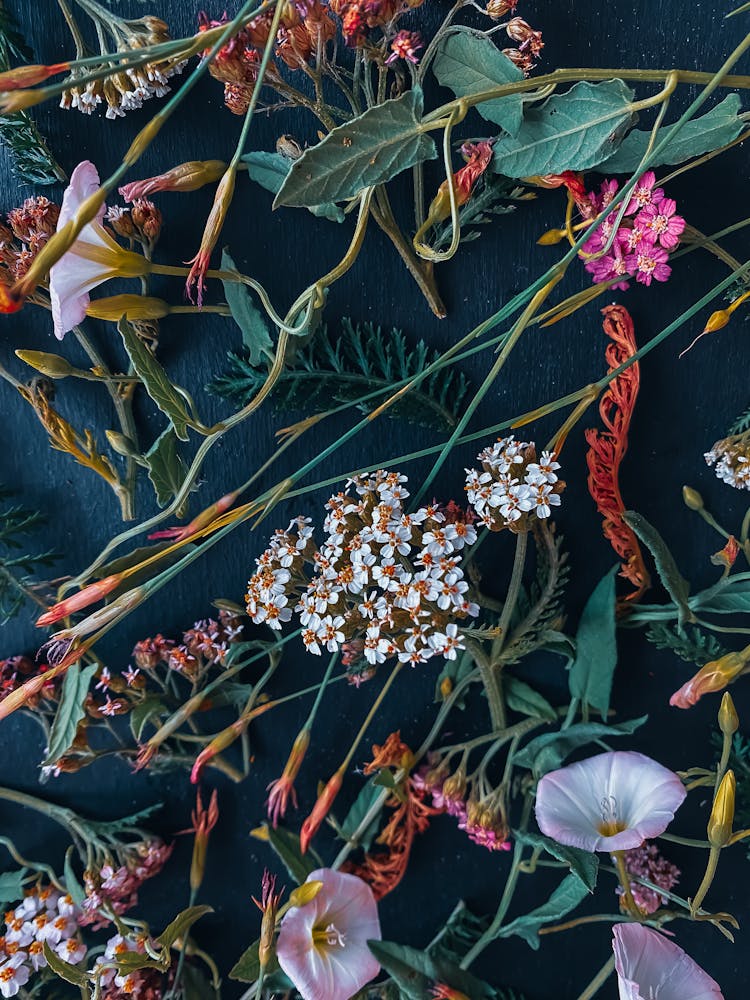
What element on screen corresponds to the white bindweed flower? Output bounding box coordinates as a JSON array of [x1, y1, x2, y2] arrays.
[[612, 923, 723, 1000]]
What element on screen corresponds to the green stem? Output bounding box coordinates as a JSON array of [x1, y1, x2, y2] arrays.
[[574, 956, 616, 1000]]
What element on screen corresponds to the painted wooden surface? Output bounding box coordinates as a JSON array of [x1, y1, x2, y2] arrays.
[[1, 1, 749, 996]]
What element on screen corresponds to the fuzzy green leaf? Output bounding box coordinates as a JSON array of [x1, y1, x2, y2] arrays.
[[644, 623, 727, 667], [432, 27, 524, 135], [275, 89, 436, 207], [43, 662, 98, 767], [0, 870, 26, 906], [220, 249, 274, 364], [568, 566, 618, 718], [598, 95, 745, 173], [514, 717, 647, 778], [622, 511, 693, 626], [118, 318, 191, 441], [497, 875, 589, 949], [515, 832, 598, 892], [157, 905, 213, 950], [243, 151, 345, 222], [504, 676, 557, 722], [368, 940, 497, 999], [692, 574, 750, 615], [43, 942, 88, 987], [492, 80, 635, 177], [145, 427, 188, 508]]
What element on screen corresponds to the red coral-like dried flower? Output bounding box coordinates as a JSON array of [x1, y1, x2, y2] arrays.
[[584, 305, 650, 604]]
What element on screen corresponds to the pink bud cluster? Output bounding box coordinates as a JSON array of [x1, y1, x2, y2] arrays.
[[79, 840, 173, 930], [615, 843, 680, 915], [246, 471, 479, 673], [579, 172, 685, 289], [413, 764, 511, 853]]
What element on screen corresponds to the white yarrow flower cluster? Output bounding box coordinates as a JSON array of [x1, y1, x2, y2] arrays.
[[705, 435, 750, 491], [465, 436, 563, 529], [246, 473, 479, 669], [0, 885, 85, 996]]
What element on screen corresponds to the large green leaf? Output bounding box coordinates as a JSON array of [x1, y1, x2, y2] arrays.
[[514, 717, 647, 778], [259, 824, 317, 884], [275, 89, 437, 208], [497, 874, 589, 949], [145, 427, 188, 509], [598, 95, 745, 173], [368, 939, 496, 999], [568, 566, 618, 719], [432, 27, 524, 136], [491, 80, 635, 177], [43, 662, 98, 766], [622, 511, 693, 627], [243, 150, 345, 222], [220, 249, 274, 365], [515, 831, 598, 892], [504, 676, 557, 722], [118, 318, 191, 441]]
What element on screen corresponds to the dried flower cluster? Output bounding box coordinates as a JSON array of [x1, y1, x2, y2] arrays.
[[465, 435, 564, 530], [246, 471, 479, 671], [79, 839, 173, 929], [0, 197, 59, 282], [414, 759, 512, 853], [705, 432, 750, 491], [616, 842, 680, 915]]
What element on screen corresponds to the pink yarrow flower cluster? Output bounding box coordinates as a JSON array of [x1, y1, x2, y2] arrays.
[[579, 172, 685, 289], [79, 840, 173, 929], [414, 764, 511, 853], [615, 842, 680, 915]]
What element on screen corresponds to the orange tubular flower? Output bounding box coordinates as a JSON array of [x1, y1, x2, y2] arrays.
[[36, 573, 122, 627], [184, 789, 220, 892], [119, 160, 228, 201], [267, 727, 310, 827], [299, 768, 344, 854], [0, 62, 69, 90], [584, 306, 651, 605], [419, 141, 494, 235], [670, 647, 750, 709], [185, 166, 236, 305]]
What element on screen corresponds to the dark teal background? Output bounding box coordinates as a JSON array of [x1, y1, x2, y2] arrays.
[[1, 1, 749, 996]]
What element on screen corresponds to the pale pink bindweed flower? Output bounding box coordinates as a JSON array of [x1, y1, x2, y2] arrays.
[[534, 751, 686, 852], [612, 923, 724, 1000], [276, 868, 381, 1000]]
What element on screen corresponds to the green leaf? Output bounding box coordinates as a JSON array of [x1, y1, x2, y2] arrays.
[[263, 825, 317, 884], [118, 318, 191, 441], [275, 89, 437, 208], [504, 676, 557, 722], [43, 662, 98, 766], [229, 937, 284, 983], [432, 27, 524, 135], [243, 151, 346, 222], [43, 941, 88, 987], [498, 875, 589, 949], [145, 427, 188, 508], [156, 904, 213, 950], [491, 80, 635, 178], [220, 249, 274, 364], [368, 940, 496, 999], [63, 849, 85, 906], [598, 95, 745, 173], [339, 777, 383, 852], [515, 831, 598, 892], [0, 870, 26, 906], [130, 696, 168, 742], [622, 511, 693, 627], [427, 900, 490, 965], [181, 962, 221, 1000], [514, 717, 647, 778], [693, 574, 750, 616], [568, 566, 618, 719]]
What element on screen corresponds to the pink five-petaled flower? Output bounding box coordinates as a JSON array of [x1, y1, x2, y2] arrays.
[[612, 923, 724, 1000], [626, 244, 672, 286], [534, 751, 686, 852], [276, 868, 381, 1000], [48, 162, 149, 340], [638, 198, 686, 249], [625, 170, 664, 214]]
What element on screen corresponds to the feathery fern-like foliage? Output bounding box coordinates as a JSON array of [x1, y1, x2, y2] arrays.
[[0, 3, 65, 185], [730, 402, 750, 435], [644, 622, 727, 666], [209, 317, 471, 431], [431, 174, 527, 251], [0, 486, 57, 624]]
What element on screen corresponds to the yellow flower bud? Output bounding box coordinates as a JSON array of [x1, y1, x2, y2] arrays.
[[708, 770, 736, 848], [702, 309, 730, 335], [105, 430, 139, 458], [537, 228, 567, 245], [14, 350, 74, 378], [681, 485, 704, 511], [85, 294, 170, 322], [288, 881, 323, 909], [719, 693, 739, 737]]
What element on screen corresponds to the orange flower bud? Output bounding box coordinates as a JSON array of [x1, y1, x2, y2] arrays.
[[670, 646, 750, 708], [185, 166, 237, 305], [0, 62, 69, 90], [119, 160, 228, 201], [300, 768, 344, 854], [537, 228, 567, 245], [267, 727, 310, 827], [711, 535, 740, 570], [36, 574, 122, 627]]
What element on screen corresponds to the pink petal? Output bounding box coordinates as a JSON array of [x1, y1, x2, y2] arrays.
[[613, 923, 724, 1000], [534, 751, 686, 852]]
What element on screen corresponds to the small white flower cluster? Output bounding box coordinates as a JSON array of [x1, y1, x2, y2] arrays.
[[705, 438, 750, 491], [465, 436, 563, 529], [93, 933, 155, 997], [61, 59, 186, 119], [0, 885, 86, 996], [246, 472, 479, 668]]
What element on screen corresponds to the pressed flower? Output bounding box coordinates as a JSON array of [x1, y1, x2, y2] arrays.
[[626, 244, 671, 286], [669, 647, 750, 708], [616, 843, 680, 914], [48, 162, 150, 339], [119, 159, 228, 201], [276, 868, 381, 1000], [612, 923, 723, 1000], [535, 750, 686, 852]]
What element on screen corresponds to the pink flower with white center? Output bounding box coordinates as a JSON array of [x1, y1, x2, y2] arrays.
[[428, 623, 465, 660], [638, 198, 685, 249], [55, 936, 86, 964], [95, 666, 111, 691], [625, 170, 665, 214], [595, 178, 620, 210], [612, 923, 723, 1000], [98, 696, 124, 717], [122, 666, 140, 686], [585, 243, 631, 291], [627, 244, 672, 286], [48, 161, 149, 340], [0, 954, 29, 997], [276, 869, 381, 1000], [535, 751, 686, 852]]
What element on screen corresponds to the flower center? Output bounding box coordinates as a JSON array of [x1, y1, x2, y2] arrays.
[[597, 794, 628, 837], [313, 922, 346, 949]]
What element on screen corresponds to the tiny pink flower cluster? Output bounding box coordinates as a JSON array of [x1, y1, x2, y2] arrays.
[[246, 472, 479, 671], [413, 766, 511, 853], [0, 885, 85, 996], [579, 172, 685, 289], [615, 842, 680, 915], [79, 840, 173, 930]]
